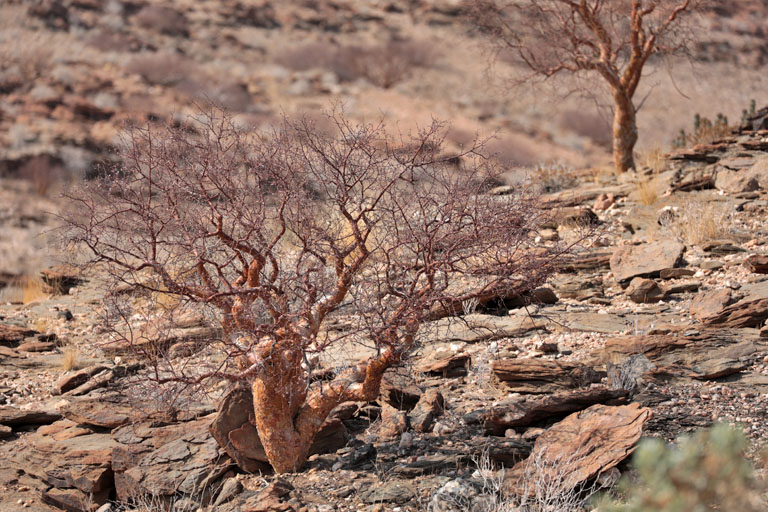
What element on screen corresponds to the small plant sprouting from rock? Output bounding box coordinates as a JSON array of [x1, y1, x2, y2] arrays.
[[673, 112, 731, 148], [599, 424, 763, 511]]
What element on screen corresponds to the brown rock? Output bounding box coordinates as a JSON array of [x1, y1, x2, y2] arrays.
[[715, 168, 760, 193], [17, 340, 56, 352], [416, 352, 471, 377], [504, 403, 652, 496], [62, 400, 134, 428], [0, 324, 37, 344], [491, 358, 601, 394], [0, 424, 12, 438], [593, 193, 615, 211], [379, 404, 409, 438], [41, 264, 85, 294], [557, 251, 612, 273], [42, 487, 108, 512], [380, 367, 422, 410], [704, 298, 768, 328], [744, 254, 768, 273], [625, 277, 664, 303], [690, 288, 734, 321], [0, 406, 61, 426], [598, 331, 759, 381], [659, 268, 696, 279], [663, 281, 700, 295], [409, 389, 445, 433], [481, 387, 630, 435], [610, 241, 685, 283], [243, 479, 295, 512]]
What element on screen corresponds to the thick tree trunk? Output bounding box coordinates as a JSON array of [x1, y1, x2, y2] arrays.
[[250, 349, 398, 473], [251, 377, 309, 473], [612, 90, 638, 174]]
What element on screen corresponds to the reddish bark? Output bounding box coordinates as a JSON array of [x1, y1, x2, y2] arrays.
[[469, 0, 695, 172], [62, 110, 562, 472]]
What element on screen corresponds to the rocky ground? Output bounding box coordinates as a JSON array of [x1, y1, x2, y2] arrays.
[[3, 122, 768, 511], [4, 1, 768, 511]]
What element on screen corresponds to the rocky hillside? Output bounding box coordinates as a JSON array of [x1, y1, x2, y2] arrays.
[[3, 1, 768, 511], [2, 114, 768, 510], [1, 0, 767, 183]]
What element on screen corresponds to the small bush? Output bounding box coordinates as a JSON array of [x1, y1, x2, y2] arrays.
[[635, 175, 659, 206], [662, 199, 731, 246], [559, 110, 612, 148], [18, 155, 64, 196], [673, 113, 731, 148], [530, 162, 578, 193], [275, 39, 440, 88], [125, 53, 195, 86], [60, 346, 80, 372], [133, 6, 189, 37], [486, 136, 538, 168], [600, 424, 762, 511]]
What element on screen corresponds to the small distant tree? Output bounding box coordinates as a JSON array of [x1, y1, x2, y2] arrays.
[[62, 110, 562, 473], [468, 0, 696, 173]]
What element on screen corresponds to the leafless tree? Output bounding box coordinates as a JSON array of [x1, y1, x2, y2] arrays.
[[468, 0, 696, 173], [61, 109, 564, 473]]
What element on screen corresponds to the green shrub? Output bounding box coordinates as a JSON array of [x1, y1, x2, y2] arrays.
[[599, 424, 762, 512]]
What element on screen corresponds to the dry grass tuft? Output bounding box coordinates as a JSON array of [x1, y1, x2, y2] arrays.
[[23, 275, 49, 304], [640, 145, 667, 174], [60, 345, 80, 371], [636, 175, 660, 206], [662, 199, 731, 246]]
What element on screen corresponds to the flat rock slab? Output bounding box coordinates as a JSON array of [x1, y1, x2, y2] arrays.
[[690, 288, 735, 321], [113, 415, 230, 501], [704, 298, 768, 328], [361, 480, 417, 504], [596, 330, 761, 380], [491, 358, 602, 394], [481, 387, 629, 434], [610, 241, 685, 283], [0, 324, 37, 344], [504, 403, 651, 496], [745, 254, 768, 273], [423, 314, 544, 345], [0, 406, 61, 427], [62, 400, 136, 429]]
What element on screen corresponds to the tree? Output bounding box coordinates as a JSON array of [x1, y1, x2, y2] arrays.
[[468, 0, 695, 173], [61, 110, 560, 473]]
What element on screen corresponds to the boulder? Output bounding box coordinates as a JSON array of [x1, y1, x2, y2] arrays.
[[409, 389, 445, 433], [208, 386, 348, 472], [625, 277, 664, 303], [690, 288, 735, 321], [0, 324, 37, 344], [715, 168, 760, 193], [0, 406, 61, 427], [744, 254, 768, 273], [112, 415, 229, 501], [417, 351, 471, 377], [380, 366, 422, 410], [610, 241, 685, 283], [62, 400, 135, 429], [379, 404, 409, 438], [597, 331, 759, 381], [503, 403, 652, 496]]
